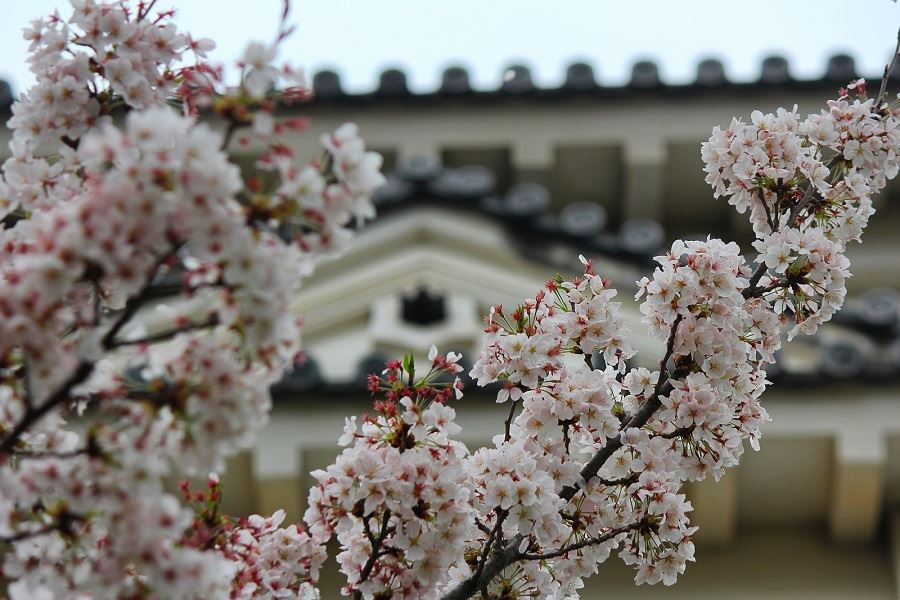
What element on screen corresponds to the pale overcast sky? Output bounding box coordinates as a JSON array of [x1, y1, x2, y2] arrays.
[[0, 1, 899, 95]]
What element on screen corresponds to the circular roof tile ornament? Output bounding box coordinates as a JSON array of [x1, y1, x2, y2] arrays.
[[857, 288, 900, 331], [504, 182, 551, 218], [0, 81, 13, 108], [312, 70, 343, 100], [441, 66, 472, 94], [378, 68, 410, 96], [564, 62, 597, 91], [762, 350, 785, 381], [825, 54, 857, 82], [818, 339, 868, 379], [501, 65, 535, 94], [759, 55, 791, 85], [559, 202, 607, 238], [696, 58, 727, 87], [428, 165, 496, 199], [274, 358, 322, 394], [630, 60, 660, 88], [372, 176, 415, 206], [395, 155, 442, 182], [618, 218, 665, 255]]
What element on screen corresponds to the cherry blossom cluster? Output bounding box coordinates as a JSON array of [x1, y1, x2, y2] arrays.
[[452, 267, 692, 594], [445, 85, 900, 596], [0, 0, 897, 598], [0, 1, 383, 598], [179, 476, 324, 599], [1, 427, 236, 598], [702, 106, 826, 237], [702, 84, 900, 336], [470, 257, 633, 393], [305, 348, 474, 598], [227, 511, 324, 600], [9, 0, 204, 155]]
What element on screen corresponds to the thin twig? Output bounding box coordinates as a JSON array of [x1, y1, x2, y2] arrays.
[[14, 448, 88, 460], [656, 426, 696, 440], [877, 27, 900, 106], [594, 473, 639, 487], [354, 510, 392, 599], [518, 522, 642, 561], [220, 120, 240, 151], [110, 315, 219, 348], [0, 247, 177, 457], [472, 510, 506, 590], [503, 398, 519, 442], [0, 526, 55, 544], [473, 517, 492, 536]]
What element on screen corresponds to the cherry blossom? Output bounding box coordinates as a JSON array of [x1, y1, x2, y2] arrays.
[[0, 1, 898, 599], [0, 1, 381, 598]]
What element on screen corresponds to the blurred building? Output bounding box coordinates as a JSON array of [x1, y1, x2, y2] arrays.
[[8, 53, 900, 597]]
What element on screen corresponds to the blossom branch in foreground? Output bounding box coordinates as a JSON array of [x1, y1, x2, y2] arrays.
[[0, 1, 384, 597], [435, 42, 900, 599]]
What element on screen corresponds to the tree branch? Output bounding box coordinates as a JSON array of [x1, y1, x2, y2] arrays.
[[0, 362, 93, 457], [444, 44, 900, 600], [0, 526, 55, 545], [110, 315, 219, 348], [877, 27, 900, 106], [559, 314, 683, 503], [441, 320, 684, 600], [503, 398, 520, 443], [518, 522, 642, 561], [353, 510, 392, 599], [472, 510, 506, 592], [0, 247, 178, 457], [440, 534, 525, 600]]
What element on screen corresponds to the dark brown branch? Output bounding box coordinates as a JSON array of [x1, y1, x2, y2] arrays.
[[101, 249, 178, 349], [14, 448, 89, 460], [877, 27, 900, 106], [518, 522, 642, 561], [583, 351, 593, 368], [441, 534, 525, 600], [561, 419, 573, 454], [503, 398, 519, 443], [354, 510, 392, 599], [744, 259, 769, 297], [651, 314, 683, 400], [0, 248, 177, 457], [110, 315, 219, 348], [472, 510, 507, 592], [0, 362, 93, 457], [558, 314, 684, 503], [595, 473, 639, 487], [0, 525, 55, 544], [786, 182, 819, 230]]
